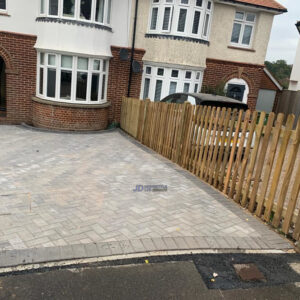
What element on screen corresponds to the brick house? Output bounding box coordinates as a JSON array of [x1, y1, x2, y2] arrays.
[[0, 0, 286, 130]]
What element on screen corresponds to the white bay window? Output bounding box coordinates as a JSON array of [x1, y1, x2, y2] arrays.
[[148, 0, 213, 40], [230, 11, 256, 47], [37, 52, 108, 104], [141, 64, 203, 101], [40, 0, 112, 26]]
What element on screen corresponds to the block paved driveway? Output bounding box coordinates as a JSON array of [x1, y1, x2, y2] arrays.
[[0, 126, 292, 266]]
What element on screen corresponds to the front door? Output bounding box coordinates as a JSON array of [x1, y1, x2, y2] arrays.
[[226, 84, 245, 102]]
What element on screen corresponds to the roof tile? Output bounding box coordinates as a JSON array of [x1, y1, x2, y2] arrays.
[[222, 0, 287, 12]]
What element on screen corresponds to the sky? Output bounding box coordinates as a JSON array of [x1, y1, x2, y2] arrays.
[[265, 0, 300, 64]]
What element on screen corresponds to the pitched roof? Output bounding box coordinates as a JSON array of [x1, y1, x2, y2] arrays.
[[220, 0, 287, 13]]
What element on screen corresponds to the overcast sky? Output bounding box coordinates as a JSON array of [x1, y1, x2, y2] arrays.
[[265, 0, 300, 64]]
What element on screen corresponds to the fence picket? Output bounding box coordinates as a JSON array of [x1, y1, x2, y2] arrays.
[[273, 118, 300, 228], [263, 115, 295, 222]]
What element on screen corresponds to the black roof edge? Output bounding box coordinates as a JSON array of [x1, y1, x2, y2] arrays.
[[220, 0, 288, 13]]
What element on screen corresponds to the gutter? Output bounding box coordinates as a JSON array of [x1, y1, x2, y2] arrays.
[[127, 0, 139, 97]]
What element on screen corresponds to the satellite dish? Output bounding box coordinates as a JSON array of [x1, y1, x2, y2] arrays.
[[132, 60, 142, 73], [119, 48, 129, 61]]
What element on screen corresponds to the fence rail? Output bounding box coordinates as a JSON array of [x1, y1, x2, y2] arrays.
[[121, 97, 300, 242]]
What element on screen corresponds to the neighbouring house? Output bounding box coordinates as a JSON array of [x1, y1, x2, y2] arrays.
[[0, 0, 286, 131], [289, 21, 300, 91]]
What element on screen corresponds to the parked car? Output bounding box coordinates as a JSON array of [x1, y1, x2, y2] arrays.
[[161, 92, 252, 149], [160, 93, 248, 110]]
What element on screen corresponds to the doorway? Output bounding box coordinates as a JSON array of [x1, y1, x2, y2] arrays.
[[0, 57, 6, 111]]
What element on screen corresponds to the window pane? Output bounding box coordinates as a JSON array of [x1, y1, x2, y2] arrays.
[[91, 74, 100, 101], [47, 69, 56, 98], [183, 83, 190, 93], [39, 68, 44, 95], [49, 0, 59, 15], [203, 13, 210, 36], [107, 0, 111, 24], [143, 78, 150, 99], [63, 0, 75, 17], [157, 68, 164, 76], [103, 60, 107, 72], [93, 60, 100, 71], [177, 9, 187, 32], [40, 0, 45, 14], [150, 8, 158, 30], [48, 54, 56, 66], [192, 11, 201, 34], [194, 84, 199, 93], [95, 0, 105, 23], [185, 71, 191, 79], [101, 75, 106, 99], [231, 23, 241, 43], [40, 53, 45, 65], [171, 70, 179, 77], [242, 25, 253, 45], [162, 7, 171, 31], [196, 0, 202, 7], [154, 80, 163, 101], [60, 70, 72, 100], [61, 55, 73, 68], [80, 0, 92, 20], [207, 1, 211, 10], [76, 72, 88, 100], [78, 57, 88, 70], [169, 82, 177, 94], [181, 0, 188, 4], [235, 12, 244, 20], [246, 13, 255, 22], [0, 0, 6, 10], [146, 66, 152, 74]]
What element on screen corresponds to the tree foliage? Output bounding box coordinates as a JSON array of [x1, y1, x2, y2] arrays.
[[265, 60, 292, 89]]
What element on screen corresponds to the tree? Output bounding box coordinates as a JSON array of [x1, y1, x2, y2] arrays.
[[265, 60, 292, 89]]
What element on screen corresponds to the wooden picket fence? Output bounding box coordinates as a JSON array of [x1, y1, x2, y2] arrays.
[[120, 97, 300, 241]]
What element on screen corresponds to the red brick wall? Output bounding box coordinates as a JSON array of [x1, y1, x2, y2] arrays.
[[203, 58, 264, 110], [107, 46, 145, 124], [260, 71, 278, 91], [0, 31, 37, 124], [32, 100, 109, 131]]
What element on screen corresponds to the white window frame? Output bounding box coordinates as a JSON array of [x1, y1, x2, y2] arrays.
[[230, 11, 256, 48], [147, 0, 213, 41], [141, 64, 203, 101], [40, 0, 112, 26], [37, 52, 109, 104]]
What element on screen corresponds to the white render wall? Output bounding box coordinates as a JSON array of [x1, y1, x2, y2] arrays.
[[0, 0, 132, 57], [0, 0, 38, 35], [289, 39, 300, 91]]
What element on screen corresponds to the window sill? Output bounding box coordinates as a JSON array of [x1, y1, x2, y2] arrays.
[[145, 33, 210, 45], [228, 45, 256, 52], [32, 96, 111, 109], [36, 17, 113, 32]]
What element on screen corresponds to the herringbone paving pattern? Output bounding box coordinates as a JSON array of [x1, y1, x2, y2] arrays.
[[0, 126, 291, 253]]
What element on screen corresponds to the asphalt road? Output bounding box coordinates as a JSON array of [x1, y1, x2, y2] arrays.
[[0, 253, 300, 300]]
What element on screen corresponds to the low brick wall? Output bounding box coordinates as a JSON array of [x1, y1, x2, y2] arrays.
[[32, 98, 110, 131]]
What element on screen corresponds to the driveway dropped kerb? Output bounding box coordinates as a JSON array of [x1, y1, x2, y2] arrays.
[[0, 126, 292, 267]]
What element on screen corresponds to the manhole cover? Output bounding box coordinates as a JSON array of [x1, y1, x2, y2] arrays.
[[233, 264, 266, 282]]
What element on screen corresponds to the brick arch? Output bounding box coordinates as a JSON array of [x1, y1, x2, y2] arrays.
[[0, 45, 16, 72], [222, 72, 255, 97]]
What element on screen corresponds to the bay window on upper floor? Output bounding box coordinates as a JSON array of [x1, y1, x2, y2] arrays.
[[40, 0, 112, 26], [149, 0, 213, 41], [37, 52, 109, 104], [230, 11, 256, 48], [0, 0, 6, 11]]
